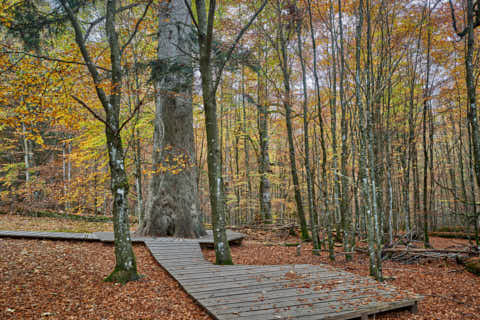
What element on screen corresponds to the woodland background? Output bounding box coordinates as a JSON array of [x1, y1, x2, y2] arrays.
[[0, 0, 479, 267]]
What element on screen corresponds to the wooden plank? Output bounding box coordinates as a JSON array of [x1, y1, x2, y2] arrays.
[[169, 264, 315, 277], [293, 300, 419, 320], [197, 282, 398, 309], [172, 265, 316, 281], [188, 276, 383, 300], [149, 251, 205, 258], [210, 296, 418, 320], [181, 268, 349, 289], [208, 292, 399, 317], [183, 271, 362, 295], [167, 265, 261, 277], [0, 230, 97, 241]]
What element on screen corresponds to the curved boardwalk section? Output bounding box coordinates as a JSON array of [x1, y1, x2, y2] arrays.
[[0, 230, 420, 319], [143, 239, 420, 320]]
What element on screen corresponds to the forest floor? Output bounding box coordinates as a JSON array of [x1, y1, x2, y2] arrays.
[[1, 213, 479, 320]]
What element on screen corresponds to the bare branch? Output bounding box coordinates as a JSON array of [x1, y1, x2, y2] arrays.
[[449, 0, 480, 38], [117, 96, 145, 135], [121, 0, 153, 55], [60, 0, 110, 110], [84, 3, 143, 42], [71, 95, 114, 132], [183, 0, 200, 35], [213, 0, 268, 92], [1, 49, 111, 72], [448, 0, 467, 37]]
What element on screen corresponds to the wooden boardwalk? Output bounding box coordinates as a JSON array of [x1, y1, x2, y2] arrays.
[[0, 230, 421, 319]]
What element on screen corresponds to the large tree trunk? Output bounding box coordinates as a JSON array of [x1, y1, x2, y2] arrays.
[[138, 0, 206, 238]]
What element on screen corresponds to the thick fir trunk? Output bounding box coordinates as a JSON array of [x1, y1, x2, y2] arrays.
[[139, 0, 206, 238]]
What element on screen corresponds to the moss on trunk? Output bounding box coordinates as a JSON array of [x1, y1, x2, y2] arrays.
[[104, 265, 141, 284]]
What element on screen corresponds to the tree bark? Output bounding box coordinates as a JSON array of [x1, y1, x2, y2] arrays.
[[273, 1, 309, 241], [295, 11, 320, 251], [307, 0, 333, 258], [61, 0, 139, 283], [195, 0, 233, 264], [257, 69, 272, 223], [337, 0, 351, 261], [138, 0, 206, 238]]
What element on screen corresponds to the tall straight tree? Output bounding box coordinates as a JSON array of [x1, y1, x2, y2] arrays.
[[328, 0, 341, 245], [267, 0, 309, 241], [294, 5, 320, 250], [306, 0, 334, 259], [257, 67, 272, 223], [449, 0, 480, 213], [190, 0, 267, 264], [138, 0, 206, 238], [337, 0, 352, 261], [355, 0, 382, 281], [58, 0, 146, 283]]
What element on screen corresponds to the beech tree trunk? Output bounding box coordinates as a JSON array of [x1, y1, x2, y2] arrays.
[[295, 13, 320, 250], [195, 0, 233, 265], [257, 69, 272, 223], [138, 0, 206, 238], [275, 2, 309, 241], [307, 0, 333, 258], [61, 0, 139, 283]]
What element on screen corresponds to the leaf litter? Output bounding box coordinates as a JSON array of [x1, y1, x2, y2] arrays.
[[1, 214, 479, 319]]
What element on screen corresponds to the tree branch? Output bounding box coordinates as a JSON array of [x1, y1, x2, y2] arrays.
[[1, 49, 111, 72], [117, 96, 145, 135], [449, 0, 467, 37], [183, 0, 200, 35], [213, 0, 268, 93], [449, 0, 480, 38], [71, 95, 114, 132], [60, 0, 110, 110], [120, 0, 153, 55], [83, 3, 143, 42]]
